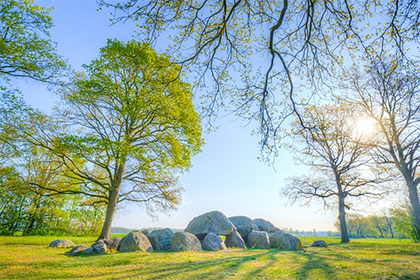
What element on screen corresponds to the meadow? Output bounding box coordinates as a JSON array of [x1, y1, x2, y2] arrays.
[[1, 236, 420, 279]]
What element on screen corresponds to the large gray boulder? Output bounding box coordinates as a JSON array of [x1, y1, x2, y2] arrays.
[[228, 216, 254, 239], [247, 230, 270, 249], [311, 240, 328, 248], [69, 245, 88, 256], [146, 228, 174, 251], [92, 237, 122, 251], [253, 218, 278, 233], [225, 231, 246, 249], [117, 231, 153, 252], [49, 239, 75, 248], [170, 232, 202, 252], [202, 232, 227, 251], [185, 210, 236, 239], [270, 232, 302, 250]]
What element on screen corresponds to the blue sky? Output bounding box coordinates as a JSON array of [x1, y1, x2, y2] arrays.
[[20, 0, 387, 232]]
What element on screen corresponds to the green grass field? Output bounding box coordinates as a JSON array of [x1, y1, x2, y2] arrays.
[[1, 235, 420, 279]]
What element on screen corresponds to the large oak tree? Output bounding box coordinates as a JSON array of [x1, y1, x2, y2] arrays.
[[49, 39, 203, 239]]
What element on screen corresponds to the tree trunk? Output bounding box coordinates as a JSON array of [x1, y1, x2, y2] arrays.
[[407, 182, 420, 239], [338, 194, 350, 243], [98, 163, 125, 240]]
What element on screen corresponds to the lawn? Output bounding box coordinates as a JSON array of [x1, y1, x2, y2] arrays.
[[1, 235, 420, 279]]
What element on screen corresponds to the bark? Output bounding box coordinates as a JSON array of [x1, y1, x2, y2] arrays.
[[407, 182, 420, 239], [98, 163, 125, 240], [338, 193, 350, 243]]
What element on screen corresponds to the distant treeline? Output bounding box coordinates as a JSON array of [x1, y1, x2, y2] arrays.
[[111, 227, 184, 234]]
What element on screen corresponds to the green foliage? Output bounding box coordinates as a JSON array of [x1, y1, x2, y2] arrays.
[[0, 0, 66, 83], [390, 203, 420, 242], [55, 39, 203, 210]]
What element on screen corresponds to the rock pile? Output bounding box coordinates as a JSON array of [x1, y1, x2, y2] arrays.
[[62, 210, 305, 256]]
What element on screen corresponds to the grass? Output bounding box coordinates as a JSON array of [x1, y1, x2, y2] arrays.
[[1, 235, 420, 279]]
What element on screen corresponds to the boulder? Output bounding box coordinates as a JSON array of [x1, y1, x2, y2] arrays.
[[311, 240, 328, 248], [247, 230, 270, 249], [49, 239, 75, 248], [225, 231, 246, 249], [92, 237, 122, 251], [253, 218, 278, 233], [92, 243, 107, 254], [170, 232, 202, 252], [142, 229, 152, 235], [146, 228, 174, 251], [185, 210, 236, 239], [228, 216, 254, 239], [252, 223, 259, 231], [202, 232, 227, 251], [82, 247, 95, 255], [117, 231, 153, 253], [271, 232, 302, 250], [69, 245, 88, 256]]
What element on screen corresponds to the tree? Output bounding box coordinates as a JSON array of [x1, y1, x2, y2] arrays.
[[0, 0, 66, 83], [390, 202, 420, 241], [98, 0, 420, 156], [283, 101, 385, 243], [19, 39, 202, 239], [346, 58, 420, 240]]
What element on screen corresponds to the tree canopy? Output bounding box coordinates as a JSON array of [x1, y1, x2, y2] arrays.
[[12, 39, 203, 239], [0, 0, 66, 83], [99, 0, 420, 156]]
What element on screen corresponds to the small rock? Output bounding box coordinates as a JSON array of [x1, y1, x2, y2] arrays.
[[92, 237, 121, 251], [225, 231, 246, 249], [311, 240, 328, 248], [69, 245, 88, 256], [170, 232, 202, 252], [202, 233, 227, 251], [82, 247, 95, 255], [49, 239, 75, 248]]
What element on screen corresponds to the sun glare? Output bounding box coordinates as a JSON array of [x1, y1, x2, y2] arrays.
[[355, 117, 376, 136]]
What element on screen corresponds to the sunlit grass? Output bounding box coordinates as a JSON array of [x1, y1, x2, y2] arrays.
[[1, 235, 419, 279]]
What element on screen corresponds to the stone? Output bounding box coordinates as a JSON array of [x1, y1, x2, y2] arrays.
[[185, 210, 236, 239], [49, 239, 75, 248], [69, 245, 88, 256], [272, 232, 302, 250], [253, 218, 278, 233], [247, 230, 270, 249], [225, 231, 246, 249], [92, 237, 122, 251], [170, 232, 202, 252], [82, 247, 95, 255], [146, 228, 174, 251], [202, 232, 227, 251], [117, 231, 153, 253], [311, 240, 328, 248], [142, 229, 152, 235], [228, 216, 254, 239], [92, 243, 107, 254], [252, 223, 259, 231]]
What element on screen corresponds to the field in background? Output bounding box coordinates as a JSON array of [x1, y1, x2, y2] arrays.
[[1, 236, 419, 279]]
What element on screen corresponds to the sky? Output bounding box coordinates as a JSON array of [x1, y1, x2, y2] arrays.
[[18, 0, 395, 232]]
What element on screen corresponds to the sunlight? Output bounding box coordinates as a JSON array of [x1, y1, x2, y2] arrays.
[[355, 117, 376, 137]]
